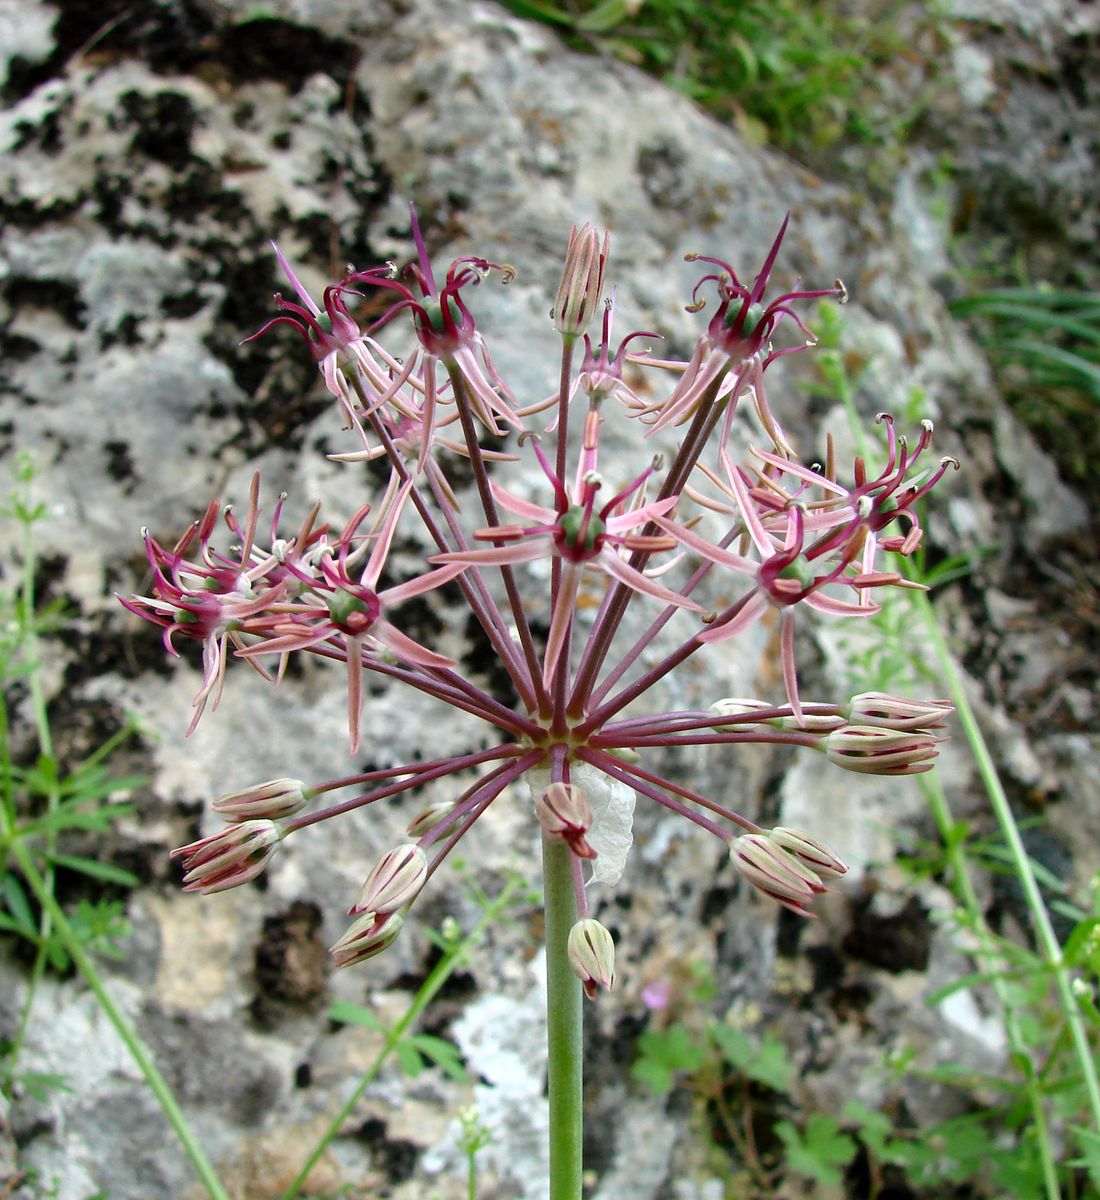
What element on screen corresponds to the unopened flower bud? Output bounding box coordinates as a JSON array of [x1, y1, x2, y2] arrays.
[[567, 917, 615, 999], [350, 845, 427, 916], [553, 224, 609, 338], [846, 692, 953, 731], [709, 698, 777, 727], [171, 820, 283, 894], [330, 909, 404, 969], [824, 724, 941, 775], [212, 777, 310, 821], [406, 800, 457, 838], [769, 827, 848, 881], [710, 698, 844, 732], [536, 783, 597, 860], [730, 833, 825, 916]]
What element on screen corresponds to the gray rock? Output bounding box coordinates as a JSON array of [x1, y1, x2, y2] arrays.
[[1, 1, 1092, 1197]]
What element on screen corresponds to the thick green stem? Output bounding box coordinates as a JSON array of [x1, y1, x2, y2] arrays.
[[11, 842, 231, 1200], [542, 835, 583, 1200]]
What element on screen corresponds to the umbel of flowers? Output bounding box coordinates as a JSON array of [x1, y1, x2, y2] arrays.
[[124, 208, 953, 1194], [125, 205, 956, 946]]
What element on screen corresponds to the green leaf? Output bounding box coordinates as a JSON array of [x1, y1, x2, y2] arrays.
[[2, 872, 37, 935], [494, 0, 575, 26], [631, 1055, 674, 1095], [924, 964, 1038, 1007], [711, 1025, 794, 1094], [408, 1034, 468, 1082], [395, 1040, 424, 1078], [0, 1069, 72, 1101], [1062, 916, 1100, 969], [46, 854, 140, 888], [576, 0, 632, 33], [328, 1000, 386, 1030], [631, 1026, 703, 1094], [1069, 1125, 1100, 1191], [841, 1099, 892, 1154], [775, 1114, 857, 1187]]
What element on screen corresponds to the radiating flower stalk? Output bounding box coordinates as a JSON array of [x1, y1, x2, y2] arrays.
[[123, 207, 956, 1200]]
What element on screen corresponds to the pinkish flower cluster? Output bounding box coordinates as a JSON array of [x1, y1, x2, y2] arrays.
[[125, 207, 956, 977]]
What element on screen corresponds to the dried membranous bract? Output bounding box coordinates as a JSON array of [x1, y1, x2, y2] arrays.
[[124, 207, 955, 975]]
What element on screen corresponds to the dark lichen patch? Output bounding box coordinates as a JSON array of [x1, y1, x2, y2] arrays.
[[843, 894, 933, 973], [90, 170, 131, 233], [391, 940, 478, 1001], [12, 100, 67, 155], [64, 602, 176, 689], [103, 438, 139, 489], [2, 276, 86, 328], [0, 329, 41, 363], [119, 88, 197, 169], [461, 610, 520, 709], [250, 900, 330, 1028], [990, 822, 1075, 942], [698, 880, 737, 925], [98, 313, 144, 351], [4, 0, 214, 103], [223, 359, 330, 455], [0, 193, 84, 231], [354, 1117, 420, 1185], [159, 287, 207, 320], [217, 17, 361, 95], [164, 162, 249, 227]]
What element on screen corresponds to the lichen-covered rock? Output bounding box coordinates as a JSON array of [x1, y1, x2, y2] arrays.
[[1, 1, 1095, 1198]]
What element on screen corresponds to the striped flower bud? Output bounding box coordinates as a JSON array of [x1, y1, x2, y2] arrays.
[[567, 918, 615, 999], [212, 777, 310, 822], [709, 698, 778, 727], [846, 692, 953, 731], [350, 845, 427, 916], [536, 783, 597, 860], [825, 725, 941, 775], [406, 800, 457, 838], [553, 223, 609, 338], [710, 698, 844, 732], [330, 909, 404, 969], [768, 827, 848, 881], [171, 820, 283, 894], [730, 833, 825, 916]]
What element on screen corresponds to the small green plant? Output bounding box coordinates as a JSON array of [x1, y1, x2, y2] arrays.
[[806, 302, 1100, 1199], [949, 285, 1100, 490], [0, 456, 144, 1096], [632, 993, 861, 1192], [496, 0, 942, 154]]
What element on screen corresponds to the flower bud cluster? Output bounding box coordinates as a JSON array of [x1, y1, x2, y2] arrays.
[[823, 724, 942, 776], [171, 820, 284, 894], [729, 827, 848, 916]]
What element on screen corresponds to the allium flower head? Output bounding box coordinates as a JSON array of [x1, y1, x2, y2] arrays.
[[129, 207, 959, 970]]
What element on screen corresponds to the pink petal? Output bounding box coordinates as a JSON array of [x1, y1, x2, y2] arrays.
[[598, 549, 705, 612]]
